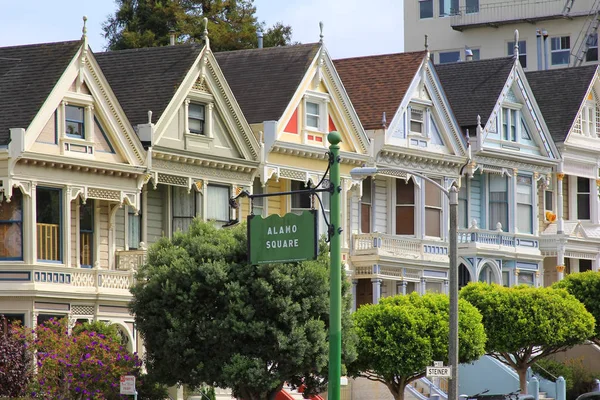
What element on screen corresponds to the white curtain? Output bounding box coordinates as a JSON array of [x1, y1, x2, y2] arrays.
[[172, 186, 195, 232], [207, 185, 230, 222]]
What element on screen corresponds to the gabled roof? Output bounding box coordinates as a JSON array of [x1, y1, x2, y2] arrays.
[[333, 51, 427, 131], [435, 57, 515, 130], [526, 65, 597, 142], [214, 43, 320, 124], [95, 44, 203, 127], [0, 41, 81, 145]]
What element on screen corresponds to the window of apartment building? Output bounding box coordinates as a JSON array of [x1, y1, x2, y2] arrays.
[[79, 199, 94, 268], [0, 190, 23, 260], [466, 0, 479, 13], [188, 103, 205, 134], [501, 107, 518, 142], [128, 206, 141, 250], [252, 178, 264, 216], [419, 0, 434, 18], [37, 187, 62, 262], [586, 33, 598, 62], [172, 186, 197, 233], [516, 175, 533, 234], [409, 108, 424, 134], [439, 0, 458, 16], [396, 179, 415, 235], [206, 185, 230, 223], [425, 179, 442, 237], [577, 177, 591, 220], [458, 183, 468, 229], [438, 50, 461, 64], [507, 40, 527, 68], [291, 181, 312, 214], [65, 105, 85, 138], [488, 175, 508, 231], [581, 100, 596, 136], [470, 48, 481, 60], [361, 177, 372, 233], [551, 36, 571, 65]]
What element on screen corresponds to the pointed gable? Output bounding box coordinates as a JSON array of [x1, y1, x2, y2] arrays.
[[526, 65, 597, 142], [215, 44, 320, 124], [0, 41, 81, 145], [334, 51, 427, 131]]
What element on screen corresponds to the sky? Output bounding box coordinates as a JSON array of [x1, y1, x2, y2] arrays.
[[0, 0, 404, 59]]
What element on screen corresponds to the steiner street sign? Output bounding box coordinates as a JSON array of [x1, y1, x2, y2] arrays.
[[248, 210, 318, 265]]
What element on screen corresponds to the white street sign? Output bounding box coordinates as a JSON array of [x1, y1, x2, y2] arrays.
[[426, 366, 451, 378], [433, 361, 443, 367], [120, 375, 136, 395]]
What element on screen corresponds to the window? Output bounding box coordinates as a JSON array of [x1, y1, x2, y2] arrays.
[[319, 185, 331, 238], [545, 179, 554, 213], [501, 108, 517, 142], [189, 103, 205, 134], [518, 272, 534, 287], [439, 0, 458, 16], [37, 188, 61, 261], [488, 175, 508, 231], [306, 102, 320, 130], [507, 40, 527, 68], [207, 185, 230, 223], [582, 102, 596, 136], [458, 183, 468, 229], [172, 186, 197, 233], [361, 177, 372, 233], [65, 105, 85, 138], [502, 271, 510, 287], [471, 48, 481, 60], [0, 190, 23, 260], [516, 175, 533, 234], [551, 36, 570, 65], [580, 259, 592, 272], [1, 314, 25, 326], [128, 206, 141, 250], [586, 33, 598, 62], [438, 51, 461, 64], [419, 0, 433, 18], [425, 179, 442, 237], [466, 0, 479, 13], [291, 181, 311, 213], [80, 200, 94, 267], [252, 179, 264, 216], [396, 179, 415, 235], [577, 177, 591, 220], [409, 108, 424, 134]]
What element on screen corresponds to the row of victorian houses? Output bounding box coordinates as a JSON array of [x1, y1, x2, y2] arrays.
[[1, 22, 599, 352]]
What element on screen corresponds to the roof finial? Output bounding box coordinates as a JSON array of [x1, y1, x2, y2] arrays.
[[513, 29, 519, 60], [477, 115, 481, 126], [147, 110, 153, 124], [382, 112, 387, 129], [319, 21, 324, 43], [82, 16, 88, 40], [424, 34, 429, 50], [203, 17, 210, 48]]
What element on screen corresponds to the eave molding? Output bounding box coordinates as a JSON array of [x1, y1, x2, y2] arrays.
[[270, 141, 368, 166], [377, 147, 465, 176]]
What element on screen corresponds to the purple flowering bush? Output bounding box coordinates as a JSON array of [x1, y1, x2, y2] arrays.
[[0, 316, 33, 398]]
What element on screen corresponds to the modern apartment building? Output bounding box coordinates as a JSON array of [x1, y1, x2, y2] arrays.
[[404, 0, 600, 70]]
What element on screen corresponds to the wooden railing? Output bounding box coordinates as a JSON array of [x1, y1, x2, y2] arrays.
[[37, 223, 60, 261], [80, 232, 92, 266], [115, 249, 147, 271]]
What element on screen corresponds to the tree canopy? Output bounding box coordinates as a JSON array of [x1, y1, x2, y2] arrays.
[[348, 293, 486, 400], [554, 271, 600, 346], [103, 0, 294, 52], [131, 220, 356, 400], [460, 283, 595, 393]]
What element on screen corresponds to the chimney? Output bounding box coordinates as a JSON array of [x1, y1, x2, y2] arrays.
[[542, 29, 549, 70], [169, 29, 176, 46], [257, 29, 263, 49], [536, 29, 543, 70], [465, 47, 473, 61]]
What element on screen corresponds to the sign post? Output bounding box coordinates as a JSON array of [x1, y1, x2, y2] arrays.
[[120, 375, 137, 399]]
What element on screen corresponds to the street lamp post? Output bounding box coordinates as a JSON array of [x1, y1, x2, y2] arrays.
[[349, 167, 459, 400]]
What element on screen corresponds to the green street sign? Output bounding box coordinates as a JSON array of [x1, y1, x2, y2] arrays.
[[248, 211, 318, 265]]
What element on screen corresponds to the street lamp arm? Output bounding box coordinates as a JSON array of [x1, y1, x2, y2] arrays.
[[350, 167, 450, 197]]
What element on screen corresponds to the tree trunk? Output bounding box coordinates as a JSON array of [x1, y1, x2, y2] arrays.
[[393, 386, 405, 400], [517, 367, 528, 395]]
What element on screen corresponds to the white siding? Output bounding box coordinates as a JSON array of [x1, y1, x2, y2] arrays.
[[350, 193, 359, 233], [374, 178, 388, 234], [115, 207, 126, 250], [146, 185, 165, 245]]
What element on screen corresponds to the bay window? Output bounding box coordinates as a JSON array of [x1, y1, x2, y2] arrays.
[[516, 175, 533, 234], [577, 177, 591, 220], [396, 179, 415, 235], [0, 190, 23, 260], [37, 187, 62, 262], [425, 179, 442, 237], [488, 175, 508, 231], [361, 177, 372, 233]]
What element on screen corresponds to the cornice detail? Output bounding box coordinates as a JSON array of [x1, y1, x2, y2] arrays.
[[377, 149, 463, 175], [270, 143, 366, 165], [153, 158, 254, 183], [474, 155, 553, 175]]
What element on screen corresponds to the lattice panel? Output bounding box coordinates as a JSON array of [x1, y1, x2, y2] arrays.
[[88, 188, 120, 201], [193, 78, 210, 92], [279, 168, 307, 181], [573, 115, 582, 135], [157, 173, 188, 187], [72, 272, 96, 287], [71, 305, 94, 316], [99, 273, 132, 290]]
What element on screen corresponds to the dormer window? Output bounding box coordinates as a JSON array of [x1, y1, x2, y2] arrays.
[[501, 107, 517, 142], [65, 105, 85, 138], [189, 103, 205, 135], [306, 102, 321, 129], [303, 92, 329, 136], [410, 108, 424, 134], [581, 101, 596, 137]]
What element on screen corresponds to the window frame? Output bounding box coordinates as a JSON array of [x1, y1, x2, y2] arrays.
[[36, 187, 62, 263], [171, 186, 198, 233], [127, 205, 141, 250], [419, 0, 434, 19], [577, 177, 591, 220], [586, 33, 598, 62], [438, 0, 459, 16], [550, 36, 571, 65], [303, 92, 329, 134], [424, 178, 443, 237], [582, 100, 596, 137], [0, 190, 23, 261], [438, 50, 461, 64], [360, 177, 372, 234], [409, 107, 425, 135], [488, 174, 509, 231], [516, 175, 533, 234], [252, 179, 264, 217], [206, 184, 231, 223], [188, 103, 206, 135], [395, 179, 415, 235], [291, 180, 312, 214], [79, 199, 94, 268], [65, 104, 85, 139]]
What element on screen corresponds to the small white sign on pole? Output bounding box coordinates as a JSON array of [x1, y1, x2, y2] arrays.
[[433, 361, 444, 368], [120, 375, 136, 395], [426, 366, 452, 378]]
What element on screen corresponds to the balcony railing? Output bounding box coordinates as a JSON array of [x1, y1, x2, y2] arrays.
[[352, 232, 449, 263], [458, 229, 539, 253], [450, 0, 588, 30], [37, 223, 60, 261], [115, 249, 147, 271]]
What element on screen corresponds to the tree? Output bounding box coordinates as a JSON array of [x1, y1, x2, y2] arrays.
[[131, 220, 356, 400], [348, 293, 486, 400], [460, 283, 595, 394], [103, 0, 295, 52], [553, 271, 600, 346], [0, 317, 32, 398]]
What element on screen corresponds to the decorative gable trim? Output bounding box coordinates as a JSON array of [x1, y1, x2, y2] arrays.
[[564, 75, 598, 143]]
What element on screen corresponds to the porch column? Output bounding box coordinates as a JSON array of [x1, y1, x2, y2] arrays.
[[63, 188, 72, 268], [557, 172, 564, 234], [420, 277, 427, 295], [351, 280, 358, 312], [141, 186, 148, 244], [514, 268, 520, 286], [535, 271, 541, 288], [509, 169, 518, 233], [397, 281, 407, 295], [594, 252, 600, 272], [25, 184, 37, 264], [557, 239, 566, 281], [371, 278, 382, 304]]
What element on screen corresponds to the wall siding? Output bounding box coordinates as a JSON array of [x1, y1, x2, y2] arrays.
[[99, 201, 109, 268], [374, 178, 387, 234], [267, 180, 284, 216], [146, 185, 165, 245], [470, 173, 482, 227], [70, 201, 77, 267], [115, 207, 126, 250]]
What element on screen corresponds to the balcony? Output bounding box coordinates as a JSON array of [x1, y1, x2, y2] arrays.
[[450, 0, 591, 31], [351, 232, 449, 264], [458, 228, 540, 257], [115, 249, 147, 271]]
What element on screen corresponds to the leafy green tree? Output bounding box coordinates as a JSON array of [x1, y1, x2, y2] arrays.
[[103, 0, 295, 52], [460, 283, 595, 394], [554, 271, 600, 346], [131, 220, 356, 400], [348, 293, 486, 400]]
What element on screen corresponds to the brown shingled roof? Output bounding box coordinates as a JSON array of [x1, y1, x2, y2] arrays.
[[333, 51, 427, 131]]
